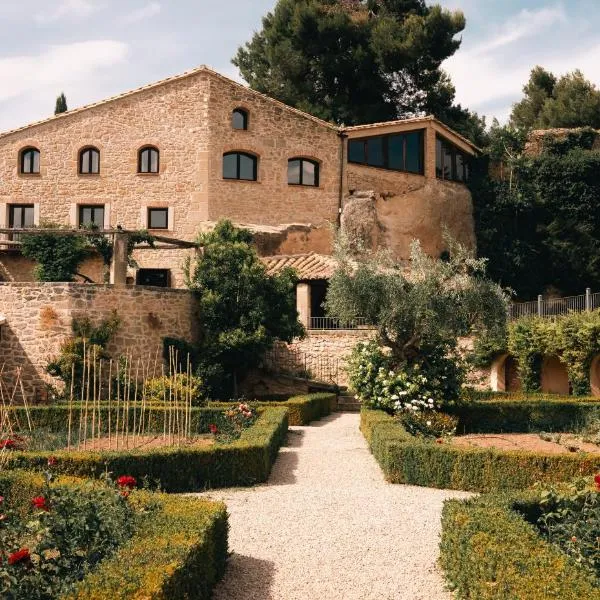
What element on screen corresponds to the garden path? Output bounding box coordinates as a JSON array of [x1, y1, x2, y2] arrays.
[[199, 412, 470, 600]]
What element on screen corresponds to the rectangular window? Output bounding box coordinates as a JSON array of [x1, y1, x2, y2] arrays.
[[136, 268, 171, 288], [347, 130, 424, 175], [436, 138, 444, 178], [436, 135, 470, 183], [78, 205, 105, 228], [9, 204, 35, 229], [148, 207, 168, 230]]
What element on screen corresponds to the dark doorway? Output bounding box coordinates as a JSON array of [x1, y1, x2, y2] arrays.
[[136, 268, 171, 288]]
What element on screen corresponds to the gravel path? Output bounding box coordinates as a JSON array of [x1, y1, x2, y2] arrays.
[[199, 412, 470, 600]]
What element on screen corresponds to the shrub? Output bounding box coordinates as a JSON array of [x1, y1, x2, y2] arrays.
[[399, 410, 458, 439], [144, 373, 205, 406]]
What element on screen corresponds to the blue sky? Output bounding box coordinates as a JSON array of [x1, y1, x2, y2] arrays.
[[0, 0, 599, 132]]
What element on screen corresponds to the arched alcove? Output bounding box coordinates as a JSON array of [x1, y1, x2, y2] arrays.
[[490, 354, 521, 392], [540, 355, 570, 395], [590, 355, 600, 397]]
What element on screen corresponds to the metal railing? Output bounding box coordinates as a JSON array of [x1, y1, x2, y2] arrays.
[[263, 346, 341, 386], [508, 288, 600, 320], [309, 317, 375, 330]]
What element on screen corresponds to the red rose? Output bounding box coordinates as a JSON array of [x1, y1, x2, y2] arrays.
[[47, 456, 58, 467], [116, 475, 137, 489], [0, 439, 16, 450], [8, 549, 30, 565], [594, 474, 600, 490], [209, 424, 218, 434], [32, 496, 49, 511]]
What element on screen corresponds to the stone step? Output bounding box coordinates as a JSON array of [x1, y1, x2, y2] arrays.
[[336, 395, 362, 412]]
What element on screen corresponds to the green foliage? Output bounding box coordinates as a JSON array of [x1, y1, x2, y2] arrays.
[[186, 220, 304, 398], [537, 478, 600, 579], [511, 66, 600, 130], [21, 225, 89, 282], [143, 374, 205, 407], [4, 407, 289, 493], [46, 313, 120, 397], [54, 93, 68, 115], [468, 326, 507, 369], [440, 490, 600, 599], [0, 474, 136, 600], [233, 0, 484, 143], [361, 408, 600, 493], [399, 410, 457, 439], [347, 340, 464, 412], [162, 337, 198, 373]]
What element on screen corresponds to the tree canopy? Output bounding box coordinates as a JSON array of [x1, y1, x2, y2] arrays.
[[233, 0, 485, 144], [185, 220, 304, 397], [510, 67, 600, 130], [54, 93, 68, 115]]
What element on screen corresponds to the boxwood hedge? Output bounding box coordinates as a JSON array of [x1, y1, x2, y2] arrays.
[[361, 408, 600, 493], [0, 471, 228, 600], [440, 490, 600, 599]]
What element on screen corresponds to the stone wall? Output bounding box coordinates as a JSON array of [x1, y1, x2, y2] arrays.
[[0, 283, 198, 401]]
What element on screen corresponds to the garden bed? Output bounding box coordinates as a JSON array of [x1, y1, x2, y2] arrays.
[[440, 486, 600, 599], [0, 470, 228, 600]]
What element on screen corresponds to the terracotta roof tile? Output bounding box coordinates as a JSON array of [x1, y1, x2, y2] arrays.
[[262, 253, 338, 281]]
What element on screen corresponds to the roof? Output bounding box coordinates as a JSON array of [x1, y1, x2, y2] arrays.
[[343, 115, 480, 153], [0, 65, 338, 140], [262, 253, 338, 281]]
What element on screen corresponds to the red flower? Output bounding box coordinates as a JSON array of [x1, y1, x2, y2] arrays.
[[47, 456, 58, 467], [116, 475, 137, 489], [436, 439, 443, 444], [594, 474, 600, 490], [8, 549, 30, 565], [0, 495, 4, 504], [209, 424, 218, 435], [0, 439, 17, 450], [32, 496, 49, 511]]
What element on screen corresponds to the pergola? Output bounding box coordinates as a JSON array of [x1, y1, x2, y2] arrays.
[[0, 228, 200, 285]]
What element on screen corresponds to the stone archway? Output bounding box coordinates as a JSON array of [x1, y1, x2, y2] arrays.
[[540, 355, 570, 395], [591, 356, 600, 397], [490, 354, 521, 392]]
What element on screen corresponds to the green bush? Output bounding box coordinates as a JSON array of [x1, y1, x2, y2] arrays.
[[144, 373, 205, 406], [399, 410, 458, 438], [440, 490, 600, 599], [0, 471, 228, 600], [361, 408, 600, 493], [4, 407, 288, 493]]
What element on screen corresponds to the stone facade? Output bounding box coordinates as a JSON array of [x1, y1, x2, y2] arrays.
[[0, 66, 478, 287], [0, 282, 198, 400]]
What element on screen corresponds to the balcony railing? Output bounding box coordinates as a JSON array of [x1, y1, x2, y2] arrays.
[[508, 289, 600, 320], [308, 317, 375, 330]]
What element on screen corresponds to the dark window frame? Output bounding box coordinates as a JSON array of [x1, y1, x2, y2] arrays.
[[79, 147, 100, 175], [288, 157, 320, 187], [147, 207, 169, 230], [232, 108, 249, 130], [138, 146, 160, 174], [8, 204, 35, 242], [136, 268, 171, 288], [222, 151, 258, 181], [78, 204, 105, 228], [20, 147, 40, 175], [435, 136, 470, 183], [347, 129, 425, 175]]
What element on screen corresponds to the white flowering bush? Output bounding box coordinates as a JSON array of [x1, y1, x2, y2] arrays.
[[348, 341, 464, 414]]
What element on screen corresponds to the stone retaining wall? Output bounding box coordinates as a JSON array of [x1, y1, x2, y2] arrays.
[[0, 282, 198, 401]]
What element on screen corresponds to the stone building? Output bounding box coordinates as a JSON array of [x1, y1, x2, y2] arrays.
[[0, 65, 478, 323]]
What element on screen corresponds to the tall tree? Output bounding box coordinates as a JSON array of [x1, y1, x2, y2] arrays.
[[510, 67, 600, 130], [54, 92, 68, 115], [233, 0, 484, 143]]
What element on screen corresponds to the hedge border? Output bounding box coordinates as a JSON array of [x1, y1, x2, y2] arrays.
[[361, 408, 600, 493], [440, 489, 600, 599], [0, 471, 228, 600], [4, 407, 289, 492]]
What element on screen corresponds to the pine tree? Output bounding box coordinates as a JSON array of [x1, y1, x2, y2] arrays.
[[54, 93, 68, 115]]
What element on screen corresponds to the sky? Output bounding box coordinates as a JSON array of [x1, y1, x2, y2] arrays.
[[0, 0, 599, 132]]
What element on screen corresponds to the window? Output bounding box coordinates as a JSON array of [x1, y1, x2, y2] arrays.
[[347, 130, 424, 174], [138, 146, 159, 174], [436, 136, 470, 183], [9, 204, 34, 241], [288, 158, 319, 186], [148, 207, 168, 229], [223, 152, 257, 181], [232, 108, 248, 130], [20, 147, 40, 174], [78, 205, 105, 228], [79, 147, 100, 175], [136, 268, 171, 288]]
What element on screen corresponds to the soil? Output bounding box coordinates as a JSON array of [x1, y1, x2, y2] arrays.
[[452, 433, 600, 455], [64, 434, 214, 452]]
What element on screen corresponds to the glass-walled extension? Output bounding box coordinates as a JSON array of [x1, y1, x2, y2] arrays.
[[436, 135, 470, 183]]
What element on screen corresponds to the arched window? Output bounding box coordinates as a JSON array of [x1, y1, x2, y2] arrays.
[[288, 158, 319, 186], [79, 147, 100, 175], [138, 146, 159, 174], [20, 147, 40, 174], [232, 108, 248, 130], [223, 152, 257, 181]]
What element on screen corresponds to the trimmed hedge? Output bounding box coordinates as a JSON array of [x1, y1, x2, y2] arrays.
[[5, 407, 289, 492], [259, 393, 336, 425], [464, 389, 600, 403], [361, 408, 600, 493], [440, 490, 600, 599], [0, 471, 228, 600]]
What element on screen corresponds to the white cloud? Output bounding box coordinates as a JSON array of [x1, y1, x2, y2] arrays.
[[120, 2, 161, 25], [0, 40, 128, 131], [35, 0, 100, 24]]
